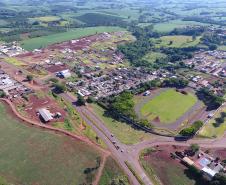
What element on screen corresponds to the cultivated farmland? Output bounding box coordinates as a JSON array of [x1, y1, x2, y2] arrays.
[[139, 146, 206, 185], [0, 102, 102, 185], [20, 26, 125, 50]]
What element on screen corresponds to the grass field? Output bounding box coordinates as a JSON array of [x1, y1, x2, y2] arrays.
[[21, 26, 125, 51], [199, 107, 226, 138], [32, 16, 61, 22], [153, 19, 210, 32], [140, 89, 197, 124], [218, 45, 226, 51], [0, 102, 102, 185], [99, 157, 129, 185], [91, 104, 152, 144], [154, 35, 201, 48], [142, 52, 167, 63], [4, 57, 26, 66]]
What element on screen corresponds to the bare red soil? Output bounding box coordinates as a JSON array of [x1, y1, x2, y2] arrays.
[[46, 64, 69, 73], [14, 95, 66, 123]]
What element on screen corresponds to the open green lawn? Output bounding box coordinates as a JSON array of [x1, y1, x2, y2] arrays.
[[140, 89, 197, 124], [90, 104, 152, 145], [0, 102, 102, 185], [153, 19, 211, 33], [199, 107, 226, 138], [154, 35, 201, 48], [20, 26, 125, 51], [142, 52, 167, 63], [99, 157, 129, 185]]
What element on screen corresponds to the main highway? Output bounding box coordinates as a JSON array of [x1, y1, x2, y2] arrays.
[[61, 92, 226, 185]]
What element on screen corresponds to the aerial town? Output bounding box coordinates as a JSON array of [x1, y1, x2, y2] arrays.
[[0, 0, 226, 185]]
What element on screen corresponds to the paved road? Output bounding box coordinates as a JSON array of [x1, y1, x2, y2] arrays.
[[61, 92, 226, 185], [61, 93, 149, 185]]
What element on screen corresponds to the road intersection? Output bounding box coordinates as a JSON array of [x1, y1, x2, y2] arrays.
[[61, 92, 226, 185]]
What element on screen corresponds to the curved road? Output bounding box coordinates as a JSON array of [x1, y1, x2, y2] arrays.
[[2, 94, 226, 185], [61, 92, 226, 185]]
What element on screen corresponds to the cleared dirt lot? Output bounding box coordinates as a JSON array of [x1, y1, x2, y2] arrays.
[[14, 94, 66, 123], [140, 145, 226, 185]]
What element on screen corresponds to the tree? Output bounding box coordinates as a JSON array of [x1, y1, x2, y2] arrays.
[[26, 75, 33, 82], [0, 90, 6, 98], [49, 78, 59, 83], [77, 94, 86, 106], [190, 144, 199, 153], [54, 83, 66, 93], [209, 44, 217, 50], [211, 173, 226, 185], [87, 96, 95, 103], [180, 127, 196, 136], [179, 121, 203, 136], [111, 91, 136, 118], [138, 119, 153, 129]]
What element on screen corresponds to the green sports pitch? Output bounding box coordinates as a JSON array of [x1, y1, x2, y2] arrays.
[[139, 89, 197, 124]]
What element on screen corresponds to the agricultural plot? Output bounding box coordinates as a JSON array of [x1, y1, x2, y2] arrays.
[[139, 146, 206, 185], [20, 26, 125, 50], [76, 13, 125, 25], [153, 20, 211, 33], [199, 107, 226, 138], [0, 102, 102, 185], [31, 16, 61, 22], [154, 35, 201, 48], [137, 89, 197, 124]]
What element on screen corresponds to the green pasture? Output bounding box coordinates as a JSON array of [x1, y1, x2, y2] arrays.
[[154, 35, 201, 48]]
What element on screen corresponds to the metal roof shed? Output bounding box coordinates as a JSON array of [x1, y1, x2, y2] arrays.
[[38, 108, 53, 122]]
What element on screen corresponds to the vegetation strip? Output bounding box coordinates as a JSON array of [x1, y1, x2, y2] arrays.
[[125, 161, 146, 185]]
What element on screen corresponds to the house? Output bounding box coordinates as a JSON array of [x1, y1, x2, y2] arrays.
[[182, 157, 194, 166], [143, 90, 151, 96], [38, 108, 53, 122], [202, 167, 217, 179], [56, 69, 71, 78]]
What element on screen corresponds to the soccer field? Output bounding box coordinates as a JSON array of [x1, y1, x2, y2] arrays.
[[140, 89, 197, 124]]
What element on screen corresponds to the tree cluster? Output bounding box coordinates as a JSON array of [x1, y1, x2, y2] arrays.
[[179, 121, 203, 136], [162, 78, 189, 89], [196, 88, 224, 110]]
